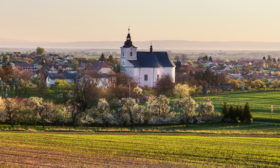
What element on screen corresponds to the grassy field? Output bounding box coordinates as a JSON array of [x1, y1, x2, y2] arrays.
[[1, 123, 280, 136], [195, 90, 280, 122], [0, 132, 279, 167]]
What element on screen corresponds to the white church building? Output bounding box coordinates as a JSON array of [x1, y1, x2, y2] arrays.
[[120, 30, 175, 87]]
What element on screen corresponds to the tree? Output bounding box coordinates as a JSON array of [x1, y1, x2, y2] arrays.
[[2, 62, 14, 83], [24, 97, 54, 127], [3, 98, 19, 126], [175, 60, 181, 72], [68, 79, 95, 126], [132, 86, 143, 101], [51, 105, 72, 125], [174, 96, 197, 125], [119, 98, 139, 126], [222, 102, 229, 122], [146, 95, 175, 125], [173, 84, 190, 98], [197, 98, 216, 122], [87, 98, 117, 126], [99, 53, 105, 62], [0, 97, 6, 122], [251, 79, 266, 90], [209, 56, 213, 62], [155, 75, 174, 96], [108, 55, 113, 63], [243, 103, 253, 123], [71, 59, 79, 71], [36, 47, 45, 55]]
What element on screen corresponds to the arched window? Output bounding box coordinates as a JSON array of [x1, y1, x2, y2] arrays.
[[144, 74, 148, 81]]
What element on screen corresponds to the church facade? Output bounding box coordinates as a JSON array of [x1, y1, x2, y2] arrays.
[[120, 31, 175, 87]]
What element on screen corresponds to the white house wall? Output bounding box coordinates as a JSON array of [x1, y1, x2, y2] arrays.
[[126, 67, 175, 87]]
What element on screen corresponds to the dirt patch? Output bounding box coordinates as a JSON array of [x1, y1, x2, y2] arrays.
[[0, 146, 191, 168]]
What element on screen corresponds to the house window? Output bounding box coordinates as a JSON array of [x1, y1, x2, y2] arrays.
[[157, 75, 160, 80], [144, 74, 148, 81], [130, 52, 133, 56]]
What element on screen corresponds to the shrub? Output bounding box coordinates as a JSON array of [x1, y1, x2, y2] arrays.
[[222, 102, 253, 123], [197, 98, 218, 122], [146, 95, 175, 125], [174, 96, 197, 124], [87, 98, 117, 126], [155, 75, 175, 96], [173, 84, 190, 98]]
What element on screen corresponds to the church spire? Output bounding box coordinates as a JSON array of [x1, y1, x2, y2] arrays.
[[123, 27, 134, 48], [127, 27, 131, 41]]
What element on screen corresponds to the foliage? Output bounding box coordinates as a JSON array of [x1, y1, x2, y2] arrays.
[[197, 98, 218, 122], [146, 95, 175, 124], [119, 98, 145, 126], [87, 98, 117, 126], [36, 47, 45, 55], [173, 84, 190, 98], [251, 79, 266, 90], [99, 53, 105, 62], [185, 68, 227, 91], [222, 102, 253, 123], [155, 75, 174, 96], [174, 96, 198, 124]]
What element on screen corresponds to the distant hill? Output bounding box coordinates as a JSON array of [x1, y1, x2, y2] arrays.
[[1, 40, 280, 50]]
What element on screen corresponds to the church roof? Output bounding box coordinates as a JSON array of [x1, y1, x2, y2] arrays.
[[123, 33, 136, 48], [129, 52, 175, 68]]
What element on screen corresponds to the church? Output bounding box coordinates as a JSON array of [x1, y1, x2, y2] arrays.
[[120, 30, 175, 87]]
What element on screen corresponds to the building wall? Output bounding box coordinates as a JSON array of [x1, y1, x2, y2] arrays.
[[120, 46, 137, 68], [129, 67, 175, 87]]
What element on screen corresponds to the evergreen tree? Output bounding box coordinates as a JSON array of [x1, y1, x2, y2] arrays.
[[209, 56, 213, 62], [175, 60, 181, 72], [108, 55, 113, 63], [99, 53, 105, 62], [222, 102, 229, 121], [243, 102, 253, 123], [229, 105, 235, 122]]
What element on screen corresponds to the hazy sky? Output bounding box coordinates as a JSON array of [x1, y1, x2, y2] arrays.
[[0, 0, 280, 42]]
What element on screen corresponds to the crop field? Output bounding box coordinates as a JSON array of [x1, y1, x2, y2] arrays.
[[0, 132, 279, 167], [196, 90, 280, 122]]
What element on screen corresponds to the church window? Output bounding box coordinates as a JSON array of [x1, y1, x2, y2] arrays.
[[144, 74, 148, 81], [130, 52, 133, 56]]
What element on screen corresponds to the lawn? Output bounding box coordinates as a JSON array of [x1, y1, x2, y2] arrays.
[[0, 132, 279, 167], [195, 90, 280, 122]]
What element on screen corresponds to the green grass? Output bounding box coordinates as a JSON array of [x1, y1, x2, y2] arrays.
[[195, 90, 280, 122], [0, 132, 279, 167], [1, 123, 279, 136]]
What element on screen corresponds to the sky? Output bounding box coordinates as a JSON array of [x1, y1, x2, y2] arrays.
[[0, 0, 280, 43]]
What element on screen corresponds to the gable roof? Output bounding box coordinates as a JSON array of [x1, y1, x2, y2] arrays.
[[48, 72, 82, 80], [129, 52, 175, 68], [87, 61, 112, 71]]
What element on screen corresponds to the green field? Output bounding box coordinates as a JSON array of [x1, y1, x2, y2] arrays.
[[196, 90, 280, 122], [0, 132, 279, 167]]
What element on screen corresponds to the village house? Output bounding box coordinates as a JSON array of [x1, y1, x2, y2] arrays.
[[83, 61, 116, 88]]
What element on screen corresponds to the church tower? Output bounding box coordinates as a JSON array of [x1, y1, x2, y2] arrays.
[[120, 28, 137, 73]]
